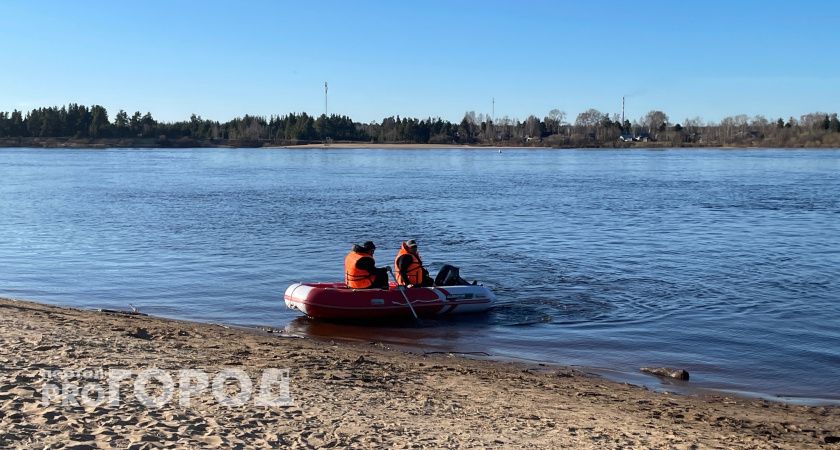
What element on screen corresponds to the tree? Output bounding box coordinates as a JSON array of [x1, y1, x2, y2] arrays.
[[524, 115, 543, 138], [750, 115, 769, 128], [114, 110, 129, 137], [9, 110, 24, 136], [88, 105, 109, 138], [682, 117, 704, 143], [129, 111, 142, 136], [574, 109, 605, 128], [38, 108, 62, 137], [545, 109, 566, 134], [458, 112, 478, 143], [644, 110, 669, 134], [140, 112, 156, 137], [640, 110, 669, 140], [314, 114, 328, 139], [799, 112, 827, 129], [684, 117, 704, 128], [830, 114, 840, 133], [245, 118, 263, 140]]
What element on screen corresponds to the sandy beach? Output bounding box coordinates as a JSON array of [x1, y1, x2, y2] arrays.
[[1, 298, 838, 449]]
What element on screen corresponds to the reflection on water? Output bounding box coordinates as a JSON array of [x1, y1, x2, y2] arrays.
[[1, 147, 839, 403]]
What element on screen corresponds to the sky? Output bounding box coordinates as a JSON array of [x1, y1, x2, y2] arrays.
[[1, 0, 839, 125]]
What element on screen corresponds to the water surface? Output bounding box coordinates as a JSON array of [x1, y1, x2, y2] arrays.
[[1, 147, 838, 403]]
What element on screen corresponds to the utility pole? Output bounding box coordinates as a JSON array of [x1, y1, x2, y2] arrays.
[[324, 82, 328, 117], [492, 97, 495, 122]]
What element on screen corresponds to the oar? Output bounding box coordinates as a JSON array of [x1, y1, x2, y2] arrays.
[[387, 267, 419, 321]]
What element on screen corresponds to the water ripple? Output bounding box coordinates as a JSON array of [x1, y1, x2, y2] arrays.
[[1, 147, 839, 402]]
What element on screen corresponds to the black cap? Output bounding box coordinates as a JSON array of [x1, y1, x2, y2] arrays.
[[362, 241, 376, 250]]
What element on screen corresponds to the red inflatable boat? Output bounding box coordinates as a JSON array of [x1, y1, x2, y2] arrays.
[[283, 282, 496, 320]]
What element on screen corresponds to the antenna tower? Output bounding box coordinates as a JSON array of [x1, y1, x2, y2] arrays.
[[622, 96, 625, 125]]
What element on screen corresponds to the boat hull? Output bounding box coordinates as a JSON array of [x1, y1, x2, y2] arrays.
[[283, 282, 495, 320]]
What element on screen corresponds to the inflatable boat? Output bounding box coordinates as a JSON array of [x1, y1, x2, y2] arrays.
[[283, 282, 496, 320]]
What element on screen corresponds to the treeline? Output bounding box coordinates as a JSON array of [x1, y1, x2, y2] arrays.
[[1, 103, 840, 147]]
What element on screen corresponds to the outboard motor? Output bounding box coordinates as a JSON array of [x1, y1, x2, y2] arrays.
[[435, 264, 471, 286]]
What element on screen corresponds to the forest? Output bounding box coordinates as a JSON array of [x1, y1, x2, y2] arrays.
[[1, 103, 839, 148]]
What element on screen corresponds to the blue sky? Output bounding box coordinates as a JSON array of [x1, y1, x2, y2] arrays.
[[2, 0, 838, 125]]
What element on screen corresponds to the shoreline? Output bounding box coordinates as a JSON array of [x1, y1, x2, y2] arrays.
[[1, 297, 838, 448], [3, 137, 839, 150], [283, 317, 840, 407]]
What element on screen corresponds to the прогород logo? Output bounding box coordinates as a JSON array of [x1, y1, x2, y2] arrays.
[[39, 367, 292, 408]]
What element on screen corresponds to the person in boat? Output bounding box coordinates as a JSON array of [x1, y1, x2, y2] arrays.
[[393, 239, 434, 288], [344, 241, 389, 289]]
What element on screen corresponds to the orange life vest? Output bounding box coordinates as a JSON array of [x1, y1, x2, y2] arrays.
[[344, 250, 376, 289], [393, 243, 423, 286]]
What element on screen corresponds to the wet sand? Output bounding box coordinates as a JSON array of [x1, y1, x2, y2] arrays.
[[1, 298, 838, 449]]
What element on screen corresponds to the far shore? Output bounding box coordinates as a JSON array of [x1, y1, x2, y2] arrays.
[[2, 136, 837, 150], [1, 297, 838, 449], [273, 142, 510, 149]]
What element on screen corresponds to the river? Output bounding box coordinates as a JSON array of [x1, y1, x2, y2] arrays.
[[1, 147, 838, 403]]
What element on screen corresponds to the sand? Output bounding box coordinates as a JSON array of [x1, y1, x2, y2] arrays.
[[1, 298, 838, 449]]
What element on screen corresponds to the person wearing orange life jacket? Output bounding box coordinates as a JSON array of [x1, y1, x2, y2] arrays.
[[393, 239, 434, 287], [344, 241, 389, 289]]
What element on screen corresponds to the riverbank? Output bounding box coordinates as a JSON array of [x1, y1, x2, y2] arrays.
[[3, 136, 837, 149], [0, 137, 516, 150], [1, 298, 838, 449]]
